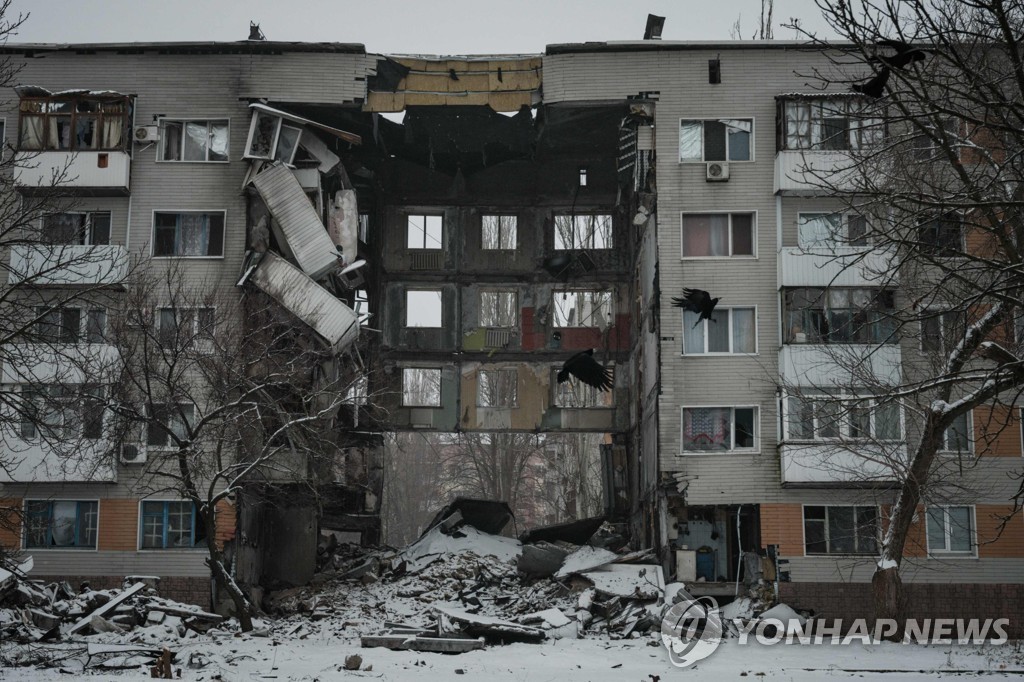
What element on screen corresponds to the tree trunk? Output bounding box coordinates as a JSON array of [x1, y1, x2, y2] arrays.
[[207, 547, 255, 632], [872, 566, 905, 640]]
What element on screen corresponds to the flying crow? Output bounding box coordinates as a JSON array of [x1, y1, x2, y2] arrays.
[[875, 39, 927, 70], [670, 288, 720, 329], [557, 349, 614, 392], [852, 66, 890, 98]]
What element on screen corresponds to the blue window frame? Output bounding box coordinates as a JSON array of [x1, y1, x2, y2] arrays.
[[140, 501, 205, 549], [25, 500, 98, 549]]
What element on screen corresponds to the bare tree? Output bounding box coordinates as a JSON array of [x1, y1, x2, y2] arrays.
[[381, 431, 450, 546], [784, 0, 1024, 631]]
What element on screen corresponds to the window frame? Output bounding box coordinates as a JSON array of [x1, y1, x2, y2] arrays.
[[784, 287, 897, 345], [405, 289, 444, 329], [681, 305, 758, 356], [401, 367, 443, 407], [785, 390, 903, 443], [802, 504, 880, 556], [680, 211, 757, 259], [40, 210, 113, 246], [678, 117, 755, 163], [680, 405, 760, 454], [477, 368, 519, 408], [138, 500, 205, 550], [779, 97, 884, 152], [797, 211, 870, 249], [552, 366, 614, 408], [552, 213, 613, 251], [23, 499, 100, 550], [916, 212, 964, 257], [552, 289, 614, 329], [19, 383, 105, 441], [925, 505, 977, 557], [939, 410, 973, 455], [157, 118, 230, 163], [479, 289, 518, 329], [146, 402, 196, 450], [481, 214, 518, 251], [157, 307, 216, 345], [406, 214, 444, 251], [919, 309, 966, 354], [17, 93, 133, 152], [151, 210, 227, 259]]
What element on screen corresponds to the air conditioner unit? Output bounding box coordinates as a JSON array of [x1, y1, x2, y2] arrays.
[[706, 161, 730, 182], [119, 443, 147, 465], [134, 125, 160, 143]]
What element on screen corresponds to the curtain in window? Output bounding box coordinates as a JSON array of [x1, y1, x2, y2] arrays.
[[947, 507, 972, 551], [723, 120, 752, 161], [785, 102, 811, 148], [708, 309, 730, 351], [103, 114, 123, 149], [679, 121, 702, 161], [799, 213, 840, 248], [209, 122, 228, 161], [42, 213, 82, 244], [683, 214, 728, 256], [683, 407, 729, 450], [50, 500, 78, 546], [20, 116, 46, 149], [732, 308, 756, 353], [177, 214, 209, 256], [184, 122, 209, 161], [683, 311, 704, 352], [162, 122, 182, 161]]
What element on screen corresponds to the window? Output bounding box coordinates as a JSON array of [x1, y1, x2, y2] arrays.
[[554, 368, 612, 408], [402, 368, 441, 407], [683, 307, 756, 354], [917, 213, 963, 256], [480, 290, 518, 328], [784, 288, 897, 344], [146, 403, 195, 448], [681, 213, 755, 257], [926, 506, 974, 554], [798, 212, 868, 248], [158, 119, 229, 162], [158, 308, 215, 345], [18, 93, 131, 151], [41, 212, 111, 245], [803, 505, 878, 555], [406, 290, 443, 328], [140, 501, 206, 549], [920, 310, 966, 353], [553, 214, 612, 250], [482, 215, 517, 250], [553, 290, 613, 329], [940, 411, 972, 454], [679, 118, 753, 162], [87, 309, 107, 344], [477, 369, 518, 408], [407, 215, 443, 250], [153, 211, 225, 257], [243, 111, 302, 162], [780, 98, 883, 151], [682, 406, 758, 452], [20, 384, 104, 440], [25, 500, 98, 549], [786, 392, 901, 441], [35, 306, 82, 344]]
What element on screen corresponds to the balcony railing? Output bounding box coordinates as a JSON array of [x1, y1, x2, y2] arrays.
[[774, 150, 855, 195], [778, 246, 896, 287], [8, 244, 128, 286], [781, 442, 905, 486], [14, 150, 131, 195]]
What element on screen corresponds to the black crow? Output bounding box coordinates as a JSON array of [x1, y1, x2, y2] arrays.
[[853, 66, 890, 98], [557, 349, 614, 392], [875, 39, 928, 70], [670, 288, 720, 329]]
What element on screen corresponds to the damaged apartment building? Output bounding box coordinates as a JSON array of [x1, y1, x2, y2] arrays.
[[1, 32, 1022, 628]]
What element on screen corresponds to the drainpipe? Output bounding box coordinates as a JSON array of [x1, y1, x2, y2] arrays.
[[734, 504, 743, 597]]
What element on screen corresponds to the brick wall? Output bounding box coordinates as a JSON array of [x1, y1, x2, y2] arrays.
[[974, 406, 1023, 457], [31, 574, 211, 609], [780, 582, 1024, 638], [760, 503, 804, 556]]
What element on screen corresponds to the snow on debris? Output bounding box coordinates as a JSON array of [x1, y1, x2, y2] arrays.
[[400, 522, 523, 572], [554, 546, 618, 578]]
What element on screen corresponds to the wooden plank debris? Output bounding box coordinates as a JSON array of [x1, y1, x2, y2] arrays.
[[67, 582, 145, 635]]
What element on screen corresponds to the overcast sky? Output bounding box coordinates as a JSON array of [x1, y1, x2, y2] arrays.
[[7, 0, 837, 53]]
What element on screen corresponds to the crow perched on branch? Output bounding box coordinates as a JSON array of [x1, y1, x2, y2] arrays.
[[670, 288, 720, 329], [557, 349, 614, 392], [874, 39, 928, 70]]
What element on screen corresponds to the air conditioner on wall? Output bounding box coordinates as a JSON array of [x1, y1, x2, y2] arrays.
[[119, 443, 147, 465], [706, 161, 730, 182], [134, 125, 160, 143]]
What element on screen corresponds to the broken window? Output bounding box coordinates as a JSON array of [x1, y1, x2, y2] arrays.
[[784, 288, 897, 344], [482, 215, 517, 250], [479, 290, 518, 328], [405, 290, 443, 328], [41, 211, 111, 245], [146, 403, 195, 448], [798, 212, 869, 248], [153, 211, 225, 257], [159, 119, 228, 162], [157, 307, 215, 345], [406, 215, 443, 250], [25, 500, 98, 549], [553, 368, 612, 408], [804, 505, 878, 555], [682, 406, 758, 452], [140, 500, 206, 549], [682, 307, 756, 354], [781, 98, 883, 151], [679, 118, 752, 162], [681, 213, 754, 257], [553, 214, 612, 250], [553, 290, 613, 329], [926, 506, 974, 554], [18, 93, 131, 151], [402, 368, 442, 407], [245, 111, 281, 160], [477, 369, 518, 408]]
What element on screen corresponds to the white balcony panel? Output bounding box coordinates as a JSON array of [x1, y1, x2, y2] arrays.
[[1, 344, 121, 385], [781, 442, 905, 485], [13, 151, 130, 194], [0, 437, 116, 483], [774, 150, 854, 195], [778, 246, 896, 287], [252, 162, 342, 280], [779, 344, 902, 386], [8, 244, 128, 286], [248, 251, 359, 353]]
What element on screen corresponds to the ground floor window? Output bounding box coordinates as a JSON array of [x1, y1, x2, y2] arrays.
[[25, 500, 98, 548], [803, 505, 878, 555], [140, 500, 205, 549]]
